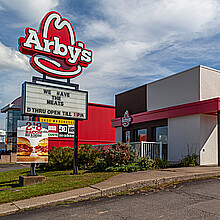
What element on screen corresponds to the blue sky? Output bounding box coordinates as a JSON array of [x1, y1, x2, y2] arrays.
[[1, 0, 220, 129]]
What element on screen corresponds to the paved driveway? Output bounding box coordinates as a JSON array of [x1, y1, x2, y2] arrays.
[[0, 163, 29, 172]]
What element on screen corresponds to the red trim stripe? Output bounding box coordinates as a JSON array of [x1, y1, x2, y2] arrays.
[[112, 98, 220, 127]]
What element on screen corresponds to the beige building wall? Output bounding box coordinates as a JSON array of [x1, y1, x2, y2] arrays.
[[168, 115, 201, 163], [168, 114, 218, 165], [147, 67, 200, 111], [200, 66, 220, 101], [199, 66, 219, 165], [200, 114, 218, 165]]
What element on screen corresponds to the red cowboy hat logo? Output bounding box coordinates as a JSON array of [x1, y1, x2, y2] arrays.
[[122, 110, 132, 127], [19, 11, 93, 79]]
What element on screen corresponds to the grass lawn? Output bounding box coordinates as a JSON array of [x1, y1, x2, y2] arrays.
[[0, 168, 120, 204]]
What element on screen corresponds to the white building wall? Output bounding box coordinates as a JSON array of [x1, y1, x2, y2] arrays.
[[168, 115, 201, 163], [115, 127, 122, 143], [148, 67, 200, 111], [200, 114, 218, 165], [168, 114, 218, 165], [200, 66, 220, 100]]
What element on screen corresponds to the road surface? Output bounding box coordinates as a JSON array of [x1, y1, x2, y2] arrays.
[[2, 177, 220, 219]]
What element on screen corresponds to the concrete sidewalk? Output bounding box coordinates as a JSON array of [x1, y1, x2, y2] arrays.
[[1, 166, 220, 215]]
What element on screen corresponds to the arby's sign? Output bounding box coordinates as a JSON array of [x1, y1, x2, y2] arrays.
[[122, 110, 132, 127], [19, 11, 92, 79]]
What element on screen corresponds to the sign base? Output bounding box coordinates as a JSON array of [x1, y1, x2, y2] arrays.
[[19, 175, 46, 187]]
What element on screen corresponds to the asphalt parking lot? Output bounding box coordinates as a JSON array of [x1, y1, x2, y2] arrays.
[[0, 163, 29, 172]]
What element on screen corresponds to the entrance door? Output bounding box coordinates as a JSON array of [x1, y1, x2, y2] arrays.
[[155, 126, 168, 160]]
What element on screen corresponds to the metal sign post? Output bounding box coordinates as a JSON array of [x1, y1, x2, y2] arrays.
[[30, 116, 36, 176], [72, 81, 79, 175], [29, 163, 37, 176], [73, 119, 79, 174]]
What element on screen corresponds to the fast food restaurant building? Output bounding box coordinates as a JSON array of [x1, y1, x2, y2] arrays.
[[1, 97, 115, 152], [112, 65, 220, 166]]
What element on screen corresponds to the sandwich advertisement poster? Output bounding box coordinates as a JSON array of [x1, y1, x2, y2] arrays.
[[17, 120, 48, 163]]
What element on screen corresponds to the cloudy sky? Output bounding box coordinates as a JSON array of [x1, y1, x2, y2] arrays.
[[1, 0, 220, 128]]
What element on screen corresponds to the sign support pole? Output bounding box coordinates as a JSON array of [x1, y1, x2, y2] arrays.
[[73, 119, 79, 174], [30, 163, 36, 176], [30, 116, 37, 176], [72, 78, 79, 175]]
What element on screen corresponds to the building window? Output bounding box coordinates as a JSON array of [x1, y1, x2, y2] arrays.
[[6, 110, 21, 132], [136, 128, 147, 141], [156, 126, 168, 144], [6, 110, 21, 152], [123, 130, 131, 142], [125, 131, 131, 142]]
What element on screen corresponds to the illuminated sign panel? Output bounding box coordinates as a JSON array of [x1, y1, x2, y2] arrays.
[[40, 117, 75, 125], [22, 82, 88, 120], [58, 124, 74, 138], [47, 123, 74, 138], [18, 11, 92, 79]]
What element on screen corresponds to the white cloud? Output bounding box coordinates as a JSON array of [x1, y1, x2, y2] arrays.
[[83, 20, 116, 40], [0, 5, 5, 11], [0, 0, 59, 25], [74, 0, 220, 104], [0, 66, 37, 120], [98, 0, 220, 39], [0, 42, 30, 71], [1, 0, 220, 107], [0, 42, 37, 110]]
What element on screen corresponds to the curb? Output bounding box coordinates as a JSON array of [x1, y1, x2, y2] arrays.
[[1, 171, 220, 216], [92, 172, 220, 196]]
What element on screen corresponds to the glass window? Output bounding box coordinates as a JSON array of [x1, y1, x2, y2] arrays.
[[156, 126, 168, 144], [125, 131, 130, 142], [136, 128, 147, 141], [6, 110, 21, 132]]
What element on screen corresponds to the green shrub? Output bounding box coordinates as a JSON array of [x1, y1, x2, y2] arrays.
[[154, 158, 169, 169], [136, 155, 154, 170], [91, 143, 174, 172], [78, 144, 103, 169], [39, 143, 169, 173], [105, 163, 139, 172], [91, 142, 137, 172], [181, 153, 199, 167], [38, 146, 74, 171], [92, 158, 107, 172], [104, 142, 136, 167]]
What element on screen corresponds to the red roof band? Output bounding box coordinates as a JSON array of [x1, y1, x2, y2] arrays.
[[112, 97, 220, 127]]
